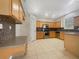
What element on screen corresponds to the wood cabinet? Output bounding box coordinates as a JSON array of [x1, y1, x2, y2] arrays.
[[55, 22, 61, 28], [36, 32, 44, 39], [64, 34, 79, 57], [49, 32, 56, 38], [36, 21, 61, 28], [0, 0, 25, 23], [0, 0, 10, 15], [49, 22, 61, 28], [60, 32, 64, 40], [36, 21, 61, 39], [49, 22, 55, 28]]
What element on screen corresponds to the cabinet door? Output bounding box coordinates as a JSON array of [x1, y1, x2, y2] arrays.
[[0, 0, 10, 15], [51, 22, 56, 28], [36, 32, 44, 39], [55, 22, 61, 28], [12, 0, 19, 19], [19, 0, 25, 21], [49, 32, 56, 38], [19, 5, 24, 21], [49, 22, 53, 28], [60, 32, 64, 40], [49, 22, 55, 28]]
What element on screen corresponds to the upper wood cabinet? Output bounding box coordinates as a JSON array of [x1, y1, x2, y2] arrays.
[[36, 21, 61, 28], [49, 22, 61, 28], [55, 21, 61, 28], [0, 0, 25, 23], [49, 22, 55, 28], [60, 32, 64, 40], [0, 0, 10, 15]]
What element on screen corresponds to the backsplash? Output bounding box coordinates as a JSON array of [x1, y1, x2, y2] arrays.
[[0, 15, 15, 44]]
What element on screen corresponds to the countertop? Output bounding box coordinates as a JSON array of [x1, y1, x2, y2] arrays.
[[0, 36, 27, 48], [37, 28, 79, 32], [37, 28, 79, 35], [65, 32, 79, 35]]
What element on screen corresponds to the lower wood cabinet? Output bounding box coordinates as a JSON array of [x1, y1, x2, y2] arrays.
[[49, 32, 56, 38], [60, 32, 64, 40], [64, 34, 79, 57], [36, 32, 44, 39], [36, 31, 64, 39]]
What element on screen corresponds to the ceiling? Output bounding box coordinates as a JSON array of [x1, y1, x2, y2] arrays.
[[24, 0, 79, 20]]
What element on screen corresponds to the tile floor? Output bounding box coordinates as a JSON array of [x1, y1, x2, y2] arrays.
[[14, 38, 79, 59]]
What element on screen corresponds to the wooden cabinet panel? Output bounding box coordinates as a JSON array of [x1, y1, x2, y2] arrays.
[[36, 21, 49, 27], [49, 22, 61, 28], [0, 0, 10, 15], [36, 21, 61, 28], [49, 22, 55, 28], [56, 22, 61, 28], [12, 0, 19, 19], [54, 22, 61, 28], [0, 0, 25, 23], [49, 32, 56, 38], [36, 32, 44, 39], [64, 34, 79, 57], [60, 32, 64, 40]]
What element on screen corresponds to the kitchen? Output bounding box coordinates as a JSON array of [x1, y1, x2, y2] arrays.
[[0, 0, 79, 59], [36, 15, 79, 57], [36, 19, 64, 40]]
